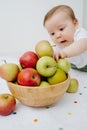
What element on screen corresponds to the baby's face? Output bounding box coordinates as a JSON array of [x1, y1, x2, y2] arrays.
[[45, 11, 78, 47]]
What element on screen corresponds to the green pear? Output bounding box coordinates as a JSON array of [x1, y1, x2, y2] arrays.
[[0, 63, 19, 82], [67, 78, 79, 93]]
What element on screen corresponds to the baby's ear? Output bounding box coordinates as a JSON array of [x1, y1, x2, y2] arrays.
[[74, 19, 78, 27]]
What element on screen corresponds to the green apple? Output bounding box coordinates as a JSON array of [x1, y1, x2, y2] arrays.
[[35, 40, 54, 57], [47, 68, 67, 85], [40, 81, 50, 87], [0, 63, 19, 82], [67, 78, 79, 93], [57, 58, 71, 73], [36, 56, 57, 77]]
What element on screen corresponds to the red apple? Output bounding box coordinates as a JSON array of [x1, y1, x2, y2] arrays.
[[17, 68, 41, 86], [19, 51, 39, 68], [0, 93, 16, 116]]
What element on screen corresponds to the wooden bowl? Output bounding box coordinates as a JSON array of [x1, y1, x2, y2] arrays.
[[7, 74, 70, 107]]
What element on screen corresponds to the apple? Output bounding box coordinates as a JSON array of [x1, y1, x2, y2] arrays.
[[19, 51, 39, 68], [36, 56, 57, 77], [18, 64, 23, 71], [35, 40, 54, 57], [17, 68, 41, 86], [57, 58, 71, 73], [0, 63, 19, 82], [47, 68, 67, 85], [40, 81, 50, 87], [67, 78, 79, 93], [0, 93, 16, 116]]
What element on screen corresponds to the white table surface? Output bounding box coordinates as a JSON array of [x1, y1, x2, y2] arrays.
[[0, 57, 87, 130]]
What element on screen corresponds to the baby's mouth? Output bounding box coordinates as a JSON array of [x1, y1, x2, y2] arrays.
[[60, 40, 67, 43]]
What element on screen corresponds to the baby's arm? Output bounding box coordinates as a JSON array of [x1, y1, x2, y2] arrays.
[[54, 38, 87, 61]]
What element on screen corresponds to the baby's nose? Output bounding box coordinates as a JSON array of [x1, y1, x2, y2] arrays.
[[56, 33, 62, 38], [57, 33, 62, 38]]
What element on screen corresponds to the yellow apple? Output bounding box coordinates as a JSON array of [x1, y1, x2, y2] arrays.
[[40, 81, 50, 87], [35, 40, 54, 57], [47, 68, 67, 85], [67, 78, 79, 93], [0, 63, 19, 82]]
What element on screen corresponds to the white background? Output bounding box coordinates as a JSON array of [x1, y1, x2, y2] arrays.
[[0, 1, 87, 129], [0, 0, 84, 58]]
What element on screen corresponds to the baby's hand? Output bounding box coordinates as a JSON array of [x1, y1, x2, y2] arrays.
[[53, 51, 60, 62], [53, 50, 67, 62]]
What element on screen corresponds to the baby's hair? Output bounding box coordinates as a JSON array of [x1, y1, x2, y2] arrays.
[[43, 5, 77, 26]]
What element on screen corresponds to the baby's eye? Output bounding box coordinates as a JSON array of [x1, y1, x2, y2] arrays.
[[60, 28, 64, 31], [50, 32, 55, 36]]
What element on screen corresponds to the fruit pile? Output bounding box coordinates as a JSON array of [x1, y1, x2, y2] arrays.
[[0, 40, 71, 87], [0, 40, 79, 116]]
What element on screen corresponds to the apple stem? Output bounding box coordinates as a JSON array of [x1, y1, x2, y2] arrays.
[[1, 59, 7, 64]]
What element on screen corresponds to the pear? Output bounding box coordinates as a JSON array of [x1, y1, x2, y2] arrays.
[[0, 63, 19, 82]]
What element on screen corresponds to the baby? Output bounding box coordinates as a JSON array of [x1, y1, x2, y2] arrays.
[[43, 5, 87, 71]]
